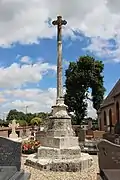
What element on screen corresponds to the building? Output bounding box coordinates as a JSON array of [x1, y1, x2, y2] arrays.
[[99, 79, 120, 131]]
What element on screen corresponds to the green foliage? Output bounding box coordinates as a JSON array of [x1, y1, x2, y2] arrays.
[[6, 109, 25, 122], [0, 120, 9, 127], [6, 109, 49, 126], [65, 55, 105, 125], [17, 119, 28, 126], [30, 117, 42, 125]]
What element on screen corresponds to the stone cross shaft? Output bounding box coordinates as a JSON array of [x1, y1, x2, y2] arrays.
[[52, 16, 67, 99]]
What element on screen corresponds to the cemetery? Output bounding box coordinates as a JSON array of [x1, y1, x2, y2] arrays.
[[0, 15, 120, 180]]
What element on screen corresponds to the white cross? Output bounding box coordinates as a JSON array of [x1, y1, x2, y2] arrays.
[[9, 119, 19, 134]]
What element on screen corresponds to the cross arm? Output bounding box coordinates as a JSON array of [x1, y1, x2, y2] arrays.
[[52, 16, 67, 26]]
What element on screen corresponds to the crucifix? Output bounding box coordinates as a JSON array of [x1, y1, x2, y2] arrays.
[[52, 16, 67, 101]]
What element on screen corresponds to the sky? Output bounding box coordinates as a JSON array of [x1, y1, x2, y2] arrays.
[[0, 0, 120, 119]]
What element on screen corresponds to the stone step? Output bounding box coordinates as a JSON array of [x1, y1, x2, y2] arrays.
[[37, 146, 81, 159], [25, 153, 93, 172], [38, 136, 79, 149]]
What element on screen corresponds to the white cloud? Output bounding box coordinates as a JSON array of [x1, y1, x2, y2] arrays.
[[84, 36, 120, 63], [87, 99, 97, 119], [0, 58, 56, 88], [1, 88, 56, 114], [85, 92, 97, 119], [20, 56, 32, 64], [0, 0, 120, 48], [0, 88, 96, 119]]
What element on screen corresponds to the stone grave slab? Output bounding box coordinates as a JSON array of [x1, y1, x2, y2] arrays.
[[0, 136, 30, 180], [97, 139, 120, 180]]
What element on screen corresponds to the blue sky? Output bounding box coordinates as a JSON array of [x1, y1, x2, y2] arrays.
[[0, 38, 119, 92], [0, 0, 119, 119]]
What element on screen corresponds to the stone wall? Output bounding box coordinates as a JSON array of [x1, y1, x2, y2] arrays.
[[0, 126, 31, 138]]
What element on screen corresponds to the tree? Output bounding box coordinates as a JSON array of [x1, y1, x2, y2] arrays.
[[30, 117, 42, 130], [6, 109, 25, 122], [6, 109, 50, 127], [65, 55, 105, 125], [17, 119, 28, 127]]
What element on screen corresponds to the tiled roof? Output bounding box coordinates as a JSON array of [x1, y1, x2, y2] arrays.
[[101, 79, 120, 108]]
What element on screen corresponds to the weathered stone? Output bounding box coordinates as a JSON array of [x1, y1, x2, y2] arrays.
[[25, 15, 93, 172], [25, 153, 93, 172], [37, 146, 81, 159], [0, 137, 21, 171], [38, 136, 79, 149], [0, 137, 30, 180]]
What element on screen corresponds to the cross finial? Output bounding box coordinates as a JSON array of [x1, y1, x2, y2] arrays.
[[52, 16, 67, 26], [52, 16, 67, 42]]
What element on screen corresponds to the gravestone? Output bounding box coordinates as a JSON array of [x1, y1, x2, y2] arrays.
[[0, 136, 30, 180], [9, 119, 19, 139], [97, 139, 120, 180], [88, 120, 92, 130]]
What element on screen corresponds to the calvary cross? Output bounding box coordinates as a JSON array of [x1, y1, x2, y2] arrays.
[[52, 16, 67, 100]]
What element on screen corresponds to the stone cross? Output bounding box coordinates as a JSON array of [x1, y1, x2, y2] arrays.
[[9, 119, 19, 138], [52, 16, 67, 100]]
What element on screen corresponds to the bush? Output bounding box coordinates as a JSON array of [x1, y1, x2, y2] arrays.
[[22, 140, 40, 154]]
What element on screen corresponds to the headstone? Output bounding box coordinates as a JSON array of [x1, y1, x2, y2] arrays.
[[97, 139, 120, 179], [0, 136, 30, 180], [9, 119, 19, 139], [88, 120, 92, 130], [78, 129, 86, 142]]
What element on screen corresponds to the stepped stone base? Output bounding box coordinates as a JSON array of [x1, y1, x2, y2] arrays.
[[37, 146, 81, 159], [25, 97, 93, 172], [25, 153, 93, 172]]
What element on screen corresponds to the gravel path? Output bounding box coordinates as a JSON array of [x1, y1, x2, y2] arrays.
[[22, 155, 99, 180]]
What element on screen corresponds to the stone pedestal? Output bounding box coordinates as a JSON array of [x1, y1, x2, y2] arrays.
[[26, 97, 93, 171], [9, 133, 18, 139]]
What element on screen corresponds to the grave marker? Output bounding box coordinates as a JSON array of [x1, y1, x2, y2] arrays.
[[9, 119, 19, 139], [0, 136, 30, 180], [97, 139, 120, 180]]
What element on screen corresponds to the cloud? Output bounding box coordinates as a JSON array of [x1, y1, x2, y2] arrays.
[[0, 88, 96, 119], [20, 56, 32, 64], [0, 0, 120, 49], [0, 57, 56, 88], [85, 92, 97, 119], [84, 36, 120, 63], [1, 88, 56, 114]]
